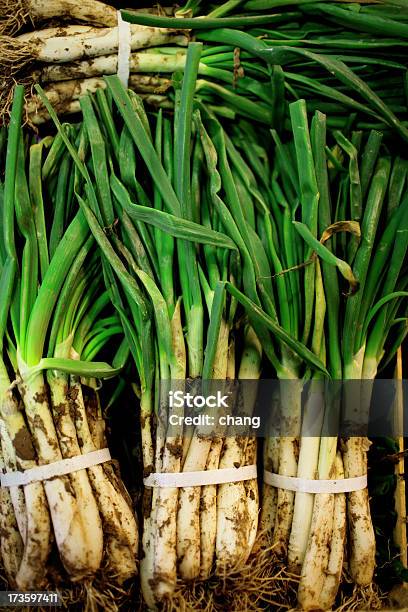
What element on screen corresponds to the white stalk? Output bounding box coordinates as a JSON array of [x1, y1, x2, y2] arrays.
[[177, 433, 212, 580], [151, 435, 181, 601], [199, 330, 234, 580], [70, 375, 138, 583], [297, 436, 339, 609], [0, 437, 23, 587], [24, 0, 117, 26], [177, 320, 229, 580], [29, 100, 80, 124], [40, 50, 188, 83], [140, 301, 186, 609], [28, 75, 170, 113], [181, 423, 194, 465], [19, 365, 99, 580], [140, 387, 155, 481], [140, 389, 157, 610], [215, 328, 261, 572], [288, 382, 325, 571], [343, 350, 376, 586], [236, 327, 261, 562], [0, 0, 116, 36], [141, 514, 156, 610], [260, 390, 280, 537], [215, 435, 248, 573], [199, 437, 224, 580], [18, 25, 100, 43], [0, 362, 51, 589], [273, 376, 302, 555], [297, 490, 335, 610], [150, 305, 185, 603], [243, 436, 259, 556], [47, 367, 103, 575], [28, 92, 170, 125], [0, 419, 27, 542], [15, 478, 52, 590], [227, 337, 236, 380], [318, 453, 346, 610], [260, 437, 279, 536], [79, 381, 103, 447], [13, 23, 189, 64], [343, 434, 375, 585]]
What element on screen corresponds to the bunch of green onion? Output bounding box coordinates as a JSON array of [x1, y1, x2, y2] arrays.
[[35, 41, 270, 606], [2, 0, 408, 133], [120, 1, 408, 137], [0, 86, 138, 593], [232, 100, 408, 608]]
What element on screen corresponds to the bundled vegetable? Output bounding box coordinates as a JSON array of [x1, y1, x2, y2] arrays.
[[216, 101, 408, 608], [3, 0, 408, 133], [1, 22, 187, 69], [33, 43, 278, 606], [122, 4, 408, 138], [0, 0, 118, 35], [0, 87, 138, 593], [27, 75, 172, 125], [0, 0, 177, 36], [0, 5, 189, 124]]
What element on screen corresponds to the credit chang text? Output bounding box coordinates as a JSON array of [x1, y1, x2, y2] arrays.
[[168, 414, 261, 429]]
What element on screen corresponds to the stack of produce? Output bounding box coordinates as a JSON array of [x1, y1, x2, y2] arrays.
[[1, 0, 408, 610], [255, 102, 408, 610], [122, 3, 408, 136], [3, 0, 408, 132], [0, 0, 118, 34], [0, 87, 138, 599], [0, 0, 187, 123]]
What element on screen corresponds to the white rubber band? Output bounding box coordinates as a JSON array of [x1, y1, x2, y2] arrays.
[[1, 448, 111, 488], [144, 464, 257, 488], [263, 470, 367, 493], [117, 11, 131, 88]]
